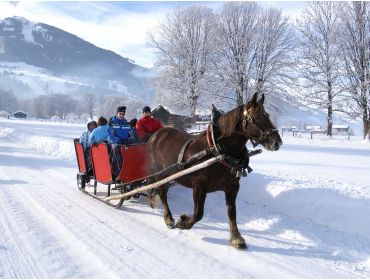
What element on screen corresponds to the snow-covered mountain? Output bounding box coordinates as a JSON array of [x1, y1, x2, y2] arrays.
[[0, 16, 154, 101]]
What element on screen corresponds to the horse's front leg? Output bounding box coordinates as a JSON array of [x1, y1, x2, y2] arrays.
[[158, 184, 175, 228], [176, 187, 206, 230], [225, 184, 247, 249]]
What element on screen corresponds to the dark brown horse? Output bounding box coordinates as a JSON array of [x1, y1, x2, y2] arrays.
[[147, 93, 282, 249]]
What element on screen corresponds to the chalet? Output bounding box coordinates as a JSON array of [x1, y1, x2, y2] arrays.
[[281, 125, 298, 136], [152, 105, 192, 130], [306, 125, 326, 135], [281, 125, 297, 132], [332, 124, 350, 134], [152, 105, 171, 125], [12, 110, 28, 119]]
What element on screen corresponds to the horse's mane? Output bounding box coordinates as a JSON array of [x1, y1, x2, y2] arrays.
[[218, 105, 245, 137]]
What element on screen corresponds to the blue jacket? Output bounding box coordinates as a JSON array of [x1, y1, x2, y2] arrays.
[[89, 124, 109, 145], [80, 130, 92, 149], [108, 116, 135, 144]]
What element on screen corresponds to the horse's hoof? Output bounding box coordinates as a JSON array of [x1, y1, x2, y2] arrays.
[[175, 220, 185, 229], [165, 217, 175, 229], [175, 215, 187, 229], [166, 222, 175, 229], [230, 239, 248, 250]]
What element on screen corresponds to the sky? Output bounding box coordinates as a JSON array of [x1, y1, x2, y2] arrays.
[[0, 1, 304, 68]]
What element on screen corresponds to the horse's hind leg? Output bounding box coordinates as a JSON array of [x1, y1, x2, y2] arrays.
[[176, 187, 206, 230], [225, 185, 247, 249], [158, 184, 175, 229]]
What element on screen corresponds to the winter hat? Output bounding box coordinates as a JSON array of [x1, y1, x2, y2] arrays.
[[117, 106, 126, 113], [143, 106, 151, 113]]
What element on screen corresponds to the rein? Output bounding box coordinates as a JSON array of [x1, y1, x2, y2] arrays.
[[178, 104, 275, 178], [206, 112, 250, 178]]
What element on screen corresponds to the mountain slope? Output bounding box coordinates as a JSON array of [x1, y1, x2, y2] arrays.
[[0, 16, 154, 100]]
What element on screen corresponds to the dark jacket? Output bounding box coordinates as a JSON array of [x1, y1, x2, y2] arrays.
[[108, 116, 135, 144]]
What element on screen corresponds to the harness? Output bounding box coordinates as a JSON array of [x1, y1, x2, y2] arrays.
[[177, 105, 275, 178], [205, 109, 251, 178]]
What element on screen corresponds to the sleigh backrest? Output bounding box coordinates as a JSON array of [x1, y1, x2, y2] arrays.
[[73, 138, 86, 174], [91, 143, 113, 184], [119, 144, 150, 183]]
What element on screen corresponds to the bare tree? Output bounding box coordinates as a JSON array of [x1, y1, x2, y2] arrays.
[[340, 1, 370, 139], [25, 94, 75, 119], [29, 95, 47, 119], [96, 95, 145, 121], [296, 2, 344, 136], [0, 88, 19, 113], [147, 5, 215, 119], [48, 94, 76, 119], [211, 2, 295, 108], [79, 93, 96, 120], [211, 2, 261, 106], [252, 7, 296, 100], [97, 95, 124, 120]]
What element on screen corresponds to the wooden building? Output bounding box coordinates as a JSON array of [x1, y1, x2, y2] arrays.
[[152, 105, 192, 130], [332, 125, 350, 134], [13, 110, 28, 119]]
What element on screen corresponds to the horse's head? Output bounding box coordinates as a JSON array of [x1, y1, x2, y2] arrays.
[[241, 92, 283, 151]]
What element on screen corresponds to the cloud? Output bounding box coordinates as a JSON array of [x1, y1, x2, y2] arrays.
[[0, 1, 168, 67]]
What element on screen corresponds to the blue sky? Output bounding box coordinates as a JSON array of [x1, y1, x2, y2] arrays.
[[0, 1, 304, 68]]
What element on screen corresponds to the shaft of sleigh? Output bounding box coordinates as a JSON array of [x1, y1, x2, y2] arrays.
[[104, 154, 225, 202]]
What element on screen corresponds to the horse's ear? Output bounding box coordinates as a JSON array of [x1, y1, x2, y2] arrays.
[[258, 94, 265, 105], [250, 92, 258, 107], [211, 104, 222, 122]]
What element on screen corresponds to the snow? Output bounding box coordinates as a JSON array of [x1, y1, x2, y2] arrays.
[[34, 25, 53, 42], [0, 118, 370, 278], [0, 62, 89, 98], [333, 124, 350, 129]]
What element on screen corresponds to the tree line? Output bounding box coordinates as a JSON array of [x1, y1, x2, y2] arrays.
[[148, 1, 370, 139], [0, 89, 147, 123]]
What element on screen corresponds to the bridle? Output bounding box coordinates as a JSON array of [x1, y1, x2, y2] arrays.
[[203, 104, 279, 177], [240, 105, 278, 146]]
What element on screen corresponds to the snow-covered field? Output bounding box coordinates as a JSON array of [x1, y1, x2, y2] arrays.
[[0, 118, 369, 278]]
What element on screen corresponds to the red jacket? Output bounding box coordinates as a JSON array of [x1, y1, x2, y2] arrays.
[[136, 115, 163, 141]]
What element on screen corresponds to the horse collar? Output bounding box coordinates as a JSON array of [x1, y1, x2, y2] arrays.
[[206, 119, 250, 178]]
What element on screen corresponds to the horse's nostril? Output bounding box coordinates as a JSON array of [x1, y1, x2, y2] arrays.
[[274, 142, 280, 150]]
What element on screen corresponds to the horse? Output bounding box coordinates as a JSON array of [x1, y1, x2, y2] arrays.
[[147, 92, 282, 249]]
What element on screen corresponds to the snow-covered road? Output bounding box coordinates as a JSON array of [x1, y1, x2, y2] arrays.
[[0, 119, 369, 278]]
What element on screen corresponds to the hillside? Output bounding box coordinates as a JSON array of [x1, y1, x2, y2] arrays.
[[0, 16, 154, 101]]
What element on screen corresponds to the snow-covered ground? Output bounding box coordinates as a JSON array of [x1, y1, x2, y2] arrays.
[[0, 118, 369, 278]]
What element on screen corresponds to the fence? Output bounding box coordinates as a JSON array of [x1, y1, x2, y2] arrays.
[[281, 125, 351, 140]]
